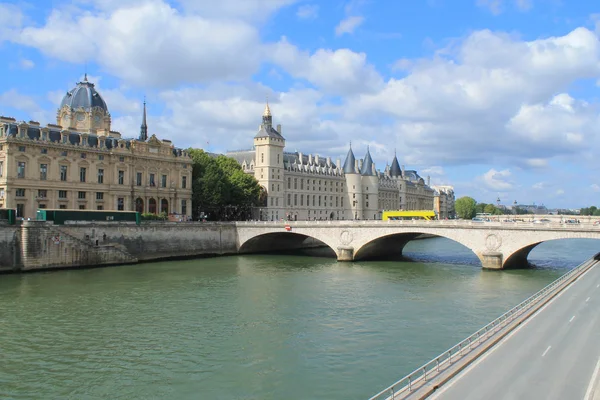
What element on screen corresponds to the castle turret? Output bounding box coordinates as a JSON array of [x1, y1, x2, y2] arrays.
[[361, 147, 379, 220], [254, 101, 285, 221], [343, 143, 363, 219]]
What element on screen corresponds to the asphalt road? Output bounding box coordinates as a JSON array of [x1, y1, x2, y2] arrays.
[[429, 262, 600, 400]]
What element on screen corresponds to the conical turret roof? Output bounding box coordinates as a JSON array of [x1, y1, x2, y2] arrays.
[[390, 152, 401, 177], [360, 147, 375, 176], [342, 144, 357, 174]]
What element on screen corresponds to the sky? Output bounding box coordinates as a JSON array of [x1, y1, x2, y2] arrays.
[[0, 0, 599, 208]]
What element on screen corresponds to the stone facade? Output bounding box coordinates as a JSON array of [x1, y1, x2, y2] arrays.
[[432, 185, 456, 219], [227, 104, 439, 221], [0, 76, 192, 219]]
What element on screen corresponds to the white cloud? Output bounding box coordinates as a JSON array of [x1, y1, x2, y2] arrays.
[[591, 184, 600, 192], [343, 27, 600, 166], [270, 37, 383, 95], [0, 89, 40, 114], [421, 166, 445, 176], [524, 158, 548, 168], [0, 3, 23, 41], [19, 58, 35, 69], [335, 16, 364, 36], [175, 0, 298, 21], [556, 189, 565, 195], [16, 1, 265, 86], [296, 4, 319, 20], [477, 168, 514, 191]]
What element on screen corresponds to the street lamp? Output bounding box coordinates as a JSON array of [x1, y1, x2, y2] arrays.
[[513, 200, 517, 216]]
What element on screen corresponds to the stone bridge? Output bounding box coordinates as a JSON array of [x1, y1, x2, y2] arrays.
[[235, 220, 600, 269]]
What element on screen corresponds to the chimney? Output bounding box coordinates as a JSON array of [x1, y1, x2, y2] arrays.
[[326, 156, 331, 166], [401, 164, 405, 178], [355, 159, 359, 172], [427, 175, 431, 186], [359, 159, 364, 170], [298, 152, 303, 164], [336, 158, 341, 169], [277, 124, 281, 134], [308, 154, 313, 164], [315, 154, 320, 164]]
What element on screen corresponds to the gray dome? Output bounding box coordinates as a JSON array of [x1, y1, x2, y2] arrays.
[[59, 75, 108, 113]]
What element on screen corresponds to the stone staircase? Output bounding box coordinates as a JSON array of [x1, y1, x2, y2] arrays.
[[20, 221, 137, 271]]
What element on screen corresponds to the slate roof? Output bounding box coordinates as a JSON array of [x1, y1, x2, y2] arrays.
[[59, 76, 108, 113], [390, 154, 401, 177], [342, 147, 357, 174], [2, 122, 188, 157], [360, 147, 375, 176], [254, 125, 284, 139]]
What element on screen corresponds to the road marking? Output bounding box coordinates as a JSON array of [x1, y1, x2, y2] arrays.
[[428, 262, 597, 400], [586, 297, 590, 302], [542, 346, 551, 357], [584, 357, 600, 400], [569, 315, 575, 323]]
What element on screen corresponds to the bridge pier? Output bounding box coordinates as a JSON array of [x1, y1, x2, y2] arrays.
[[481, 252, 503, 270], [337, 246, 354, 261]]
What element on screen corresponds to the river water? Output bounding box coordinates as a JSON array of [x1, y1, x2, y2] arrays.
[[1, 237, 599, 400]]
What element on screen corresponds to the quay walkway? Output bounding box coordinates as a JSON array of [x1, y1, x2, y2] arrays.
[[368, 256, 600, 400]]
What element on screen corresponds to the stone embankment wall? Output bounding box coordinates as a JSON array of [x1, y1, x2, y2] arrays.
[[20, 221, 137, 271], [0, 223, 20, 272], [0, 221, 241, 272], [58, 221, 239, 262]]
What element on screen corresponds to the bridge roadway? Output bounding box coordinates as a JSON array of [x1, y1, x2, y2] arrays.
[[428, 261, 600, 400]]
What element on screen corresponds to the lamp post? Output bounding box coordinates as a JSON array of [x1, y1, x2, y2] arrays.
[[513, 200, 517, 216]]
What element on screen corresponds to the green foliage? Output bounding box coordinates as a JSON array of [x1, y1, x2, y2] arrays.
[[455, 196, 477, 219], [483, 204, 503, 215], [188, 149, 262, 220], [141, 212, 167, 221], [580, 206, 600, 216]]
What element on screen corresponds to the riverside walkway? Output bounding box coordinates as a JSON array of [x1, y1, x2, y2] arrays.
[[368, 256, 600, 400]]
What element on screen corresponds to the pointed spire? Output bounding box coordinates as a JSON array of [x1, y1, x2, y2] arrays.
[[263, 97, 271, 117], [342, 142, 357, 174], [140, 98, 148, 141], [390, 149, 401, 178], [262, 97, 273, 128], [360, 146, 375, 176]]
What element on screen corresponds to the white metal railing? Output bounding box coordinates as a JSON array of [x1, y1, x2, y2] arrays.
[[367, 257, 598, 400]]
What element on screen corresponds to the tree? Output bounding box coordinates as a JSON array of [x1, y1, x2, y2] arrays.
[[483, 204, 502, 215], [189, 149, 262, 221], [475, 203, 488, 214], [455, 196, 477, 219]]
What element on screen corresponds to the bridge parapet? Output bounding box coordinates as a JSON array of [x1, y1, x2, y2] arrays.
[[235, 220, 600, 269]]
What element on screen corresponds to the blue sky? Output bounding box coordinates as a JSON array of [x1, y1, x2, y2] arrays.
[[1, 0, 600, 208]]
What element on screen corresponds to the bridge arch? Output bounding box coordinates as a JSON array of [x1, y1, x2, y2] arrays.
[[238, 231, 337, 257], [353, 231, 481, 263], [503, 236, 600, 269]]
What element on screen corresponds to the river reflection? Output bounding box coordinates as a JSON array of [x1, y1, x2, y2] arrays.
[[0, 237, 598, 400]]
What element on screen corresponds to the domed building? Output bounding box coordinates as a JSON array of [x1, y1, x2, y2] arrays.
[[0, 76, 192, 219]]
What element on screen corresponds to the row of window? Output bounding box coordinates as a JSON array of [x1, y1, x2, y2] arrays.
[[9, 161, 187, 188], [286, 194, 345, 208], [16, 188, 106, 201], [287, 177, 344, 191]]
